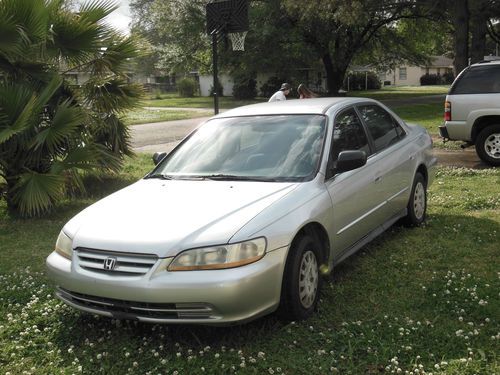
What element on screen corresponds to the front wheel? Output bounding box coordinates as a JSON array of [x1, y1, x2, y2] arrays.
[[475, 124, 500, 166], [279, 235, 322, 321], [402, 172, 427, 227]]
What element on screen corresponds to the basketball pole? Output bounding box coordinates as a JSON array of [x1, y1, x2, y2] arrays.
[[211, 31, 219, 115]]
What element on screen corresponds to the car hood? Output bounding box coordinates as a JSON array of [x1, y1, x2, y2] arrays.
[[65, 179, 298, 257]]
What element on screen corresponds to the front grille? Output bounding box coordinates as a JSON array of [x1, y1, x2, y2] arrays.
[[76, 248, 158, 276], [57, 288, 215, 320]]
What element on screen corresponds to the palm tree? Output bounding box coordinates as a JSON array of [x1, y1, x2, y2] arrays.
[[0, 0, 143, 217]]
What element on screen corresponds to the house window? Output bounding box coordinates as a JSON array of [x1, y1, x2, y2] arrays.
[[399, 67, 407, 80]]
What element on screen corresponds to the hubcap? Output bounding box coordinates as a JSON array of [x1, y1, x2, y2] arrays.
[[484, 133, 500, 159], [299, 250, 319, 309], [413, 182, 426, 220]]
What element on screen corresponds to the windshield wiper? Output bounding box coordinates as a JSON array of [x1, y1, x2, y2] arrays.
[[202, 174, 279, 182], [144, 173, 174, 180]]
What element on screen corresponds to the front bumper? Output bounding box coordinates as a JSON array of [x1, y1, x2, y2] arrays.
[[46, 247, 288, 325]]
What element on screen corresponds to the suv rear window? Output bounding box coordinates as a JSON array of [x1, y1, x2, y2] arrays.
[[450, 65, 500, 94]]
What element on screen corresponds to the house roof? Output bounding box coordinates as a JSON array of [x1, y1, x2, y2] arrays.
[[428, 56, 453, 67]]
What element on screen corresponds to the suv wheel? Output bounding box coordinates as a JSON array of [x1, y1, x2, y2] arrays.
[[279, 235, 322, 321], [475, 124, 500, 166]]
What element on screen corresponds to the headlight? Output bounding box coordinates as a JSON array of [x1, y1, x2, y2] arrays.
[[55, 231, 73, 260], [168, 238, 266, 271]]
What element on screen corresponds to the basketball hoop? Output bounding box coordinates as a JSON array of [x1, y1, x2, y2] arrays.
[[228, 31, 247, 51]]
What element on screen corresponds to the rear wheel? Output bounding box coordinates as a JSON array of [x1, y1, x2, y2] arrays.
[[475, 124, 500, 166], [402, 172, 427, 227], [279, 235, 322, 321]]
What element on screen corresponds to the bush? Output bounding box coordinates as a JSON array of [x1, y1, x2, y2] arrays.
[[420, 74, 440, 85], [260, 76, 291, 98], [209, 82, 224, 97], [232, 75, 257, 99], [177, 78, 197, 97], [344, 72, 381, 90], [442, 71, 455, 84]]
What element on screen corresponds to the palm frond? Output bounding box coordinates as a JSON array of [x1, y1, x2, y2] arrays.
[[83, 77, 144, 113], [12, 170, 64, 216], [33, 99, 84, 152], [0, 84, 37, 143], [79, 0, 119, 23], [50, 8, 105, 65]]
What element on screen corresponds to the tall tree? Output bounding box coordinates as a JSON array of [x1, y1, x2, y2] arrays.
[[282, 0, 437, 94]]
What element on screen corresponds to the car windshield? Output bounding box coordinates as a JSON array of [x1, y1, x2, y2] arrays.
[[151, 115, 327, 182]]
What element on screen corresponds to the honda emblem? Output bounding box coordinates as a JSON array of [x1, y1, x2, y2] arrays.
[[103, 257, 117, 271]]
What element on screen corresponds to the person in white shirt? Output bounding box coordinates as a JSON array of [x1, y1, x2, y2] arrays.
[[268, 82, 291, 102]]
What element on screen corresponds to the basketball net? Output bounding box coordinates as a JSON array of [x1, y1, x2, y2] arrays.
[[228, 31, 247, 51]]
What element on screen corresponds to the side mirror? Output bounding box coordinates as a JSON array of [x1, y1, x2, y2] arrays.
[[152, 152, 167, 165], [335, 150, 367, 173]]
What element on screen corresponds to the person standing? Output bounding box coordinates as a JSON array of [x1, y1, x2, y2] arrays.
[[297, 83, 318, 99], [268, 83, 291, 102]]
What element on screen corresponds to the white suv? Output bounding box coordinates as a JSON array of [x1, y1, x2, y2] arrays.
[[439, 60, 500, 166]]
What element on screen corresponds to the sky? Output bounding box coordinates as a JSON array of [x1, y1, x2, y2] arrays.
[[77, 0, 132, 34], [107, 0, 132, 34]]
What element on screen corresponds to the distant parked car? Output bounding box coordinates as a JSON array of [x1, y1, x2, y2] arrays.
[[439, 60, 500, 166], [46, 98, 436, 325]]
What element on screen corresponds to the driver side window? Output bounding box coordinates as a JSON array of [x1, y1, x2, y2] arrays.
[[328, 108, 370, 168]]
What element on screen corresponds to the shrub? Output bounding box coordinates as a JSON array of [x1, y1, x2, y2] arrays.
[[177, 78, 197, 97], [209, 82, 224, 97], [0, 0, 143, 217], [345, 72, 381, 90], [420, 74, 440, 85], [442, 71, 455, 84], [232, 75, 257, 99], [260, 77, 288, 98]]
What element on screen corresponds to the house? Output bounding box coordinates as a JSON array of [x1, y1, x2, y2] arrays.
[[380, 56, 454, 86]]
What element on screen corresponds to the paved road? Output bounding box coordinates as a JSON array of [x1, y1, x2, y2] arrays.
[[131, 116, 210, 154]]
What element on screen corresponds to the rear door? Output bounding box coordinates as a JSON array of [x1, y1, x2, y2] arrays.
[[356, 104, 413, 220]]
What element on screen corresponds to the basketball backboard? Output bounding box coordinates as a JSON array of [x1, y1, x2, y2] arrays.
[[206, 0, 249, 34]]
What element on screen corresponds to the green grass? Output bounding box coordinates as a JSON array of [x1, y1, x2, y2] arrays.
[[124, 108, 212, 125], [350, 85, 450, 100], [1, 156, 499, 374], [142, 93, 264, 109]]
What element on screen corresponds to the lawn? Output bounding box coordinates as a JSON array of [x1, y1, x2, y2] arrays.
[[141, 94, 265, 109], [124, 108, 212, 125], [350, 85, 450, 100], [1, 154, 499, 374], [142, 86, 450, 110]]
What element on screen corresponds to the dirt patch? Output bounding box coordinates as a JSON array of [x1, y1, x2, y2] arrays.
[[433, 147, 491, 169]]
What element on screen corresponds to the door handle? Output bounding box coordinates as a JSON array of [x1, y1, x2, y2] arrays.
[[374, 176, 382, 182]]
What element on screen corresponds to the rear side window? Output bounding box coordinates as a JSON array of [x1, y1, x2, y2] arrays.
[[451, 65, 500, 94], [357, 105, 404, 152]]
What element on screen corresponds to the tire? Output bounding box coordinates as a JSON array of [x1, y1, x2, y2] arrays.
[[475, 124, 500, 166], [279, 235, 322, 321], [402, 172, 427, 227]]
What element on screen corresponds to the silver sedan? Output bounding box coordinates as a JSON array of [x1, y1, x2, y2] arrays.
[[46, 98, 436, 325]]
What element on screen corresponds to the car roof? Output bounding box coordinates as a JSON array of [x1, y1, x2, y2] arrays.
[[214, 97, 379, 118], [470, 60, 500, 67]]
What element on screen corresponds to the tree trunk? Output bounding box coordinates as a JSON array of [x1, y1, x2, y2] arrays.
[[322, 53, 347, 96], [4, 174, 19, 215], [470, 1, 488, 64], [452, 0, 469, 75]]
